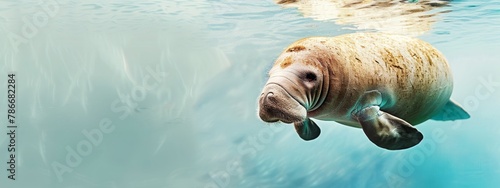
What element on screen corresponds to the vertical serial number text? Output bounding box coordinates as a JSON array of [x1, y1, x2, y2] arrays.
[[7, 74, 15, 124]]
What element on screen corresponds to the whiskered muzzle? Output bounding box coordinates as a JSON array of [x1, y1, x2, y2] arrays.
[[258, 84, 307, 124]]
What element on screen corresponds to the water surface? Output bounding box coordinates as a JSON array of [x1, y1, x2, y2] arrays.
[[0, 0, 499, 187]]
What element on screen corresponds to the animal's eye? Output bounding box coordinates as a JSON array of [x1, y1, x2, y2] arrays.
[[305, 72, 317, 82]]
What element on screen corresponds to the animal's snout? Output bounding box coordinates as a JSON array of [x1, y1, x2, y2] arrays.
[[258, 90, 280, 123], [257, 84, 307, 124]]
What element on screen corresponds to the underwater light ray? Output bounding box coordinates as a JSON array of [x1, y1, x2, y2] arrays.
[[39, 131, 47, 165]]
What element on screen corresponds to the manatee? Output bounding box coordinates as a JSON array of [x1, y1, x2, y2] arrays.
[[257, 32, 469, 150]]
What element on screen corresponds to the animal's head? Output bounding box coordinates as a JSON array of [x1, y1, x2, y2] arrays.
[[257, 41, 331, 140]]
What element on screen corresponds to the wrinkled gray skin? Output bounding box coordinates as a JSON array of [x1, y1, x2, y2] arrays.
[[258, 33, 469, 150]]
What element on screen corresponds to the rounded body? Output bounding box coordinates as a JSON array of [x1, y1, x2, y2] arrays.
[[301, 33, 453, 127]]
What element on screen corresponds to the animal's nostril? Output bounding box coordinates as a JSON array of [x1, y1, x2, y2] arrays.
[[265, 92, 275, 101]]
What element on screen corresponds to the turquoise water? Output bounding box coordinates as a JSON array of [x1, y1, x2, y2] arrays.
[[0, 0, 499, 187]]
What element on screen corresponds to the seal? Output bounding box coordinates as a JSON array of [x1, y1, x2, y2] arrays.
[[258, 32, 470, 150]]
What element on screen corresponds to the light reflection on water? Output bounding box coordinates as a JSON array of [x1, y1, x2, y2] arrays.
[[0, 0, 499, 187], [275, 0, 452, 36]]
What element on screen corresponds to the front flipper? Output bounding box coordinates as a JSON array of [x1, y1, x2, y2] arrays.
[[294, 118, 321, 141], [355, 106, 423, 150]]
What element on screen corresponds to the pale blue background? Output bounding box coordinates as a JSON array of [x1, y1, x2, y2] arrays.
[[0, 0, 499, 187]]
